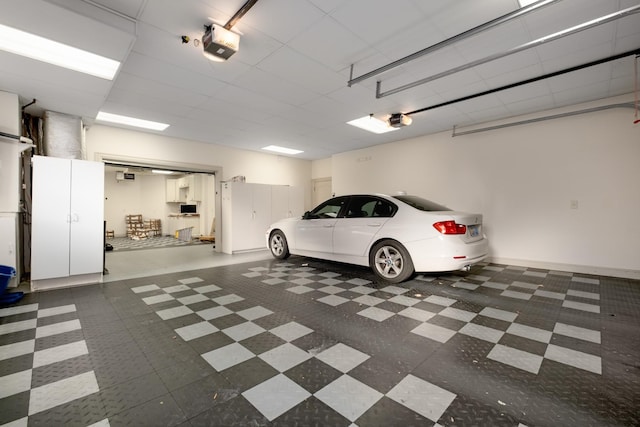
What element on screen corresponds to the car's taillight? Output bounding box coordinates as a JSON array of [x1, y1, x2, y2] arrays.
[[433, 221, 467, 235]]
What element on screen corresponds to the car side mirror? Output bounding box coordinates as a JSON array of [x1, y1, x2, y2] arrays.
[[302, 211, 312, 220]]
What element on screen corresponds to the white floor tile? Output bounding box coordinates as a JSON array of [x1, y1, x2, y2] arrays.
[[318, 295, 349, 306], [501, 290, 532, 300], [315, 374, 382, 422], [243, 374, 311, 421], [0, 369, 32, 399], [479, 307, 518, 322], [571, 277, 599, 285], [0, 339, 35, 361], [411, 323, 456, 343], [318, 278, 343, 286], [270, 322, 313, 342], [387, 374, 456, 422], [544, 344, 601, 374], [212, 294, 245, 305], [259, 343, 312, 372], [262, 278, 286, 285], [318, 285, 345, 294], [353, 295, 384, 306], [156, 305, 193, 320], [553, 323, 601, 344], [37, 304, 76, 318], [194, 284, 222, 294], [439, 307, 477, 322], [379, 285, 408, 295], [35, 319, 81, 339], [398, 307, 436, 322], [0, 319, 37, 336], [315, 343, 369, 373], [178, 277, 204, 285], [487, 344, 543, 374], [424, 295, 457, 306], [33, 340, 88, 368], [388, 295, 420, 306], [287, 285, 314, 294], [534, 290, 565, 300], [175, 321, 218, 341], [0, 303, 37, 317], [131, 284, 160, 293], [177, 294, 209, 305], [142, 294, 174, 305], [197, 306, 233, 320], [346, 278, 371, 286], [506, 323, 552, 343], [567, 290, 600, 300], [349, 285, 376, 295], [28, 370, 99, 415], [163, 284, 191, 293], [202, 342, 254, 371], [459, 323, 504, 343], [237, 306, 273, 321], [357, 306, 394, 322], [482, 282, 509, 290], [222, 322, 265, 341], [562, 300, 600, 313]]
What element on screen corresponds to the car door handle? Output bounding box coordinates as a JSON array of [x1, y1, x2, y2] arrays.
[[368, 223, 382, 227], [323, 224, 335, 228]]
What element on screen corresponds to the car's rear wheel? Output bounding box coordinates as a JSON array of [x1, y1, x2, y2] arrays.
[[269, 230, 290, 259], [370, 240, 414, 283]]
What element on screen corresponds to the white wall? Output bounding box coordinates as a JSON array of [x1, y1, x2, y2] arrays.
[[86, 125, 313, 208], [331, 97, 640, 278], [104, 171, 173, 236]]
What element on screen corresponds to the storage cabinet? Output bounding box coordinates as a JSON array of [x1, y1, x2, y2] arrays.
[[31, 156, 104, 290], [166, 178, 179, 202], [221, 182, 303, 254]]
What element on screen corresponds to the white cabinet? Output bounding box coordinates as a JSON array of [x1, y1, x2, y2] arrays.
[[221, 182, 303, 254], [187, 175, 203, 202], [166, 178, 179, 202], [31, 156, 104, 290]]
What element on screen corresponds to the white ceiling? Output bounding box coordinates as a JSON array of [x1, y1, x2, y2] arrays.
[[1, 0, 638, 160]]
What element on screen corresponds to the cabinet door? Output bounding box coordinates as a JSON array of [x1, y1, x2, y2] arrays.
[[69, 160, 104, 276], [31, 156, 71, 280], [250, 184, 272, 249], [166, 179, 178, 202]]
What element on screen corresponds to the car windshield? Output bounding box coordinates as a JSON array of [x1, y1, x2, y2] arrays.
[[393, 195, 451, 212]]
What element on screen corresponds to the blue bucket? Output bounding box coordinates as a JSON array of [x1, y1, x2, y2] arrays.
[[0, 265, 16, 294]]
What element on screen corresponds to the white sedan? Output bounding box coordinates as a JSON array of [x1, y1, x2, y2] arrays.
[[266, 193, 489, 283]]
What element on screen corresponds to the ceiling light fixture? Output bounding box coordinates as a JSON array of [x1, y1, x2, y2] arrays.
[[347, 115, 399, 134], [262, 145, 304, 155], [96, 112, 170, 131], [518, 0, 538, 7], [0, 23, 120, 80], [151, 169, 175, 175]]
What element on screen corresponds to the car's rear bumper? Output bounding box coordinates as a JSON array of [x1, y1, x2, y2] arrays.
[[406, 236, 489, 272]]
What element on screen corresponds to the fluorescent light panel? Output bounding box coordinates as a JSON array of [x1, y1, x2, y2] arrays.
[[152, 169, 175, 175], [0, 24, 120, 80], [262, 145, 303, 155], [347, 115, 399, 134], [96, 112, 170, 131], [518, 0, 538, 7]]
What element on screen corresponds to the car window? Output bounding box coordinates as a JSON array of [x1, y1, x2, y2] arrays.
[[309, 196, 348, 218], [345, 196, 396, 218], [393, 195, 451, 211]]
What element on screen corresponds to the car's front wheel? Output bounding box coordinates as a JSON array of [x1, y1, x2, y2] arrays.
[[369, 240, 414, 283], [269, 230, 290, 259]]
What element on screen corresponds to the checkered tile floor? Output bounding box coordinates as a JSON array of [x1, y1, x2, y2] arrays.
[[1, 258, 638, 426]]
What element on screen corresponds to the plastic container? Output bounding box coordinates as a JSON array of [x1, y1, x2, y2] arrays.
[[0, 265, 24, 305], [0, 265, 15, 293]]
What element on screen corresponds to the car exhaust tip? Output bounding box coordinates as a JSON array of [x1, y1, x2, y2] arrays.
[[462, 265, 471, 272]]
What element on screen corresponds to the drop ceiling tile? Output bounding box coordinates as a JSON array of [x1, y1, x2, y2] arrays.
[[240, 0, 326, 43], [288, 15, 372, 72], [113, 73, 210, 108], [257, 46, 345, 94], [230, 67, 320, 105]]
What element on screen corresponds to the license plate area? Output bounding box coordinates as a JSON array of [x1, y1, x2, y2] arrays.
[[468, 225, 480, 237]]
